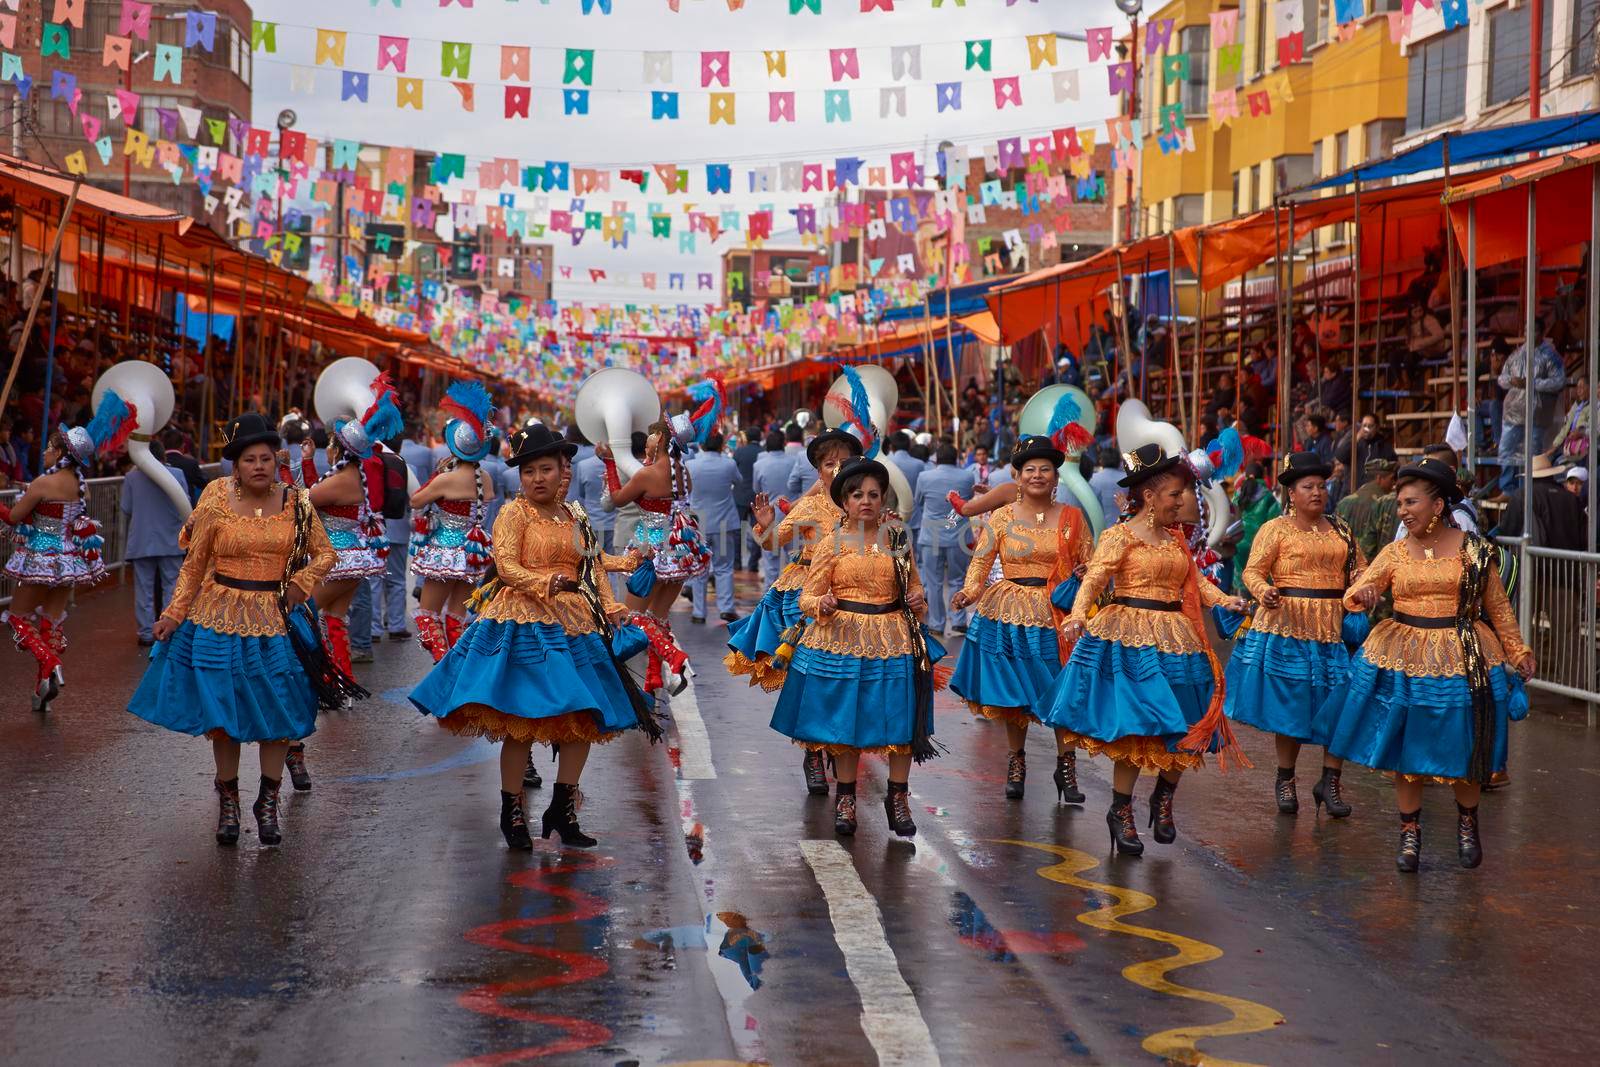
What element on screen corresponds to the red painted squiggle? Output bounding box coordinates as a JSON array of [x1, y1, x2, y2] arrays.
[[452, 848, 617, 1065]]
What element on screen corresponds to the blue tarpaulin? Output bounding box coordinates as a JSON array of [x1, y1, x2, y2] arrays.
[[880, 278, 1007, 322], [1292, 110, 1600, 194]]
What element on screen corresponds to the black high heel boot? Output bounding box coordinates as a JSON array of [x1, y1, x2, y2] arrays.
[[834, 781, 857, 836], [1395, 810, 1422, 873], [1106, 791, 1144, 856], [1053, 751, 1085, 804], [803, 750, 830, 796], [252, 776, 283, 847], [1004, 749, 1026, 801], [1456, 803, 1482, 869], [1148, 776, 1178, 844], [1274, 767, 1298, 815], [215, 778, 241, 846], [884, 780, 917, 837], [523, 752, 543, 789], [1312, 767, 1352, 818], [541, 782, 596, 848], [284, 744, 311, 792], [500, 790, 534, 850]]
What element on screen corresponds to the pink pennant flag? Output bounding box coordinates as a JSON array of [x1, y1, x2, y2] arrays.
[[829, 48, 859, 81], [377, 36, 408, 72], [769, 92, 795, 122], [701, 51, 729, 88], [1387, 10, 1411, 41], [993, 76, 1022, 109], [1210, 9, 1239, 46], [1086, 26, 1113, 62]]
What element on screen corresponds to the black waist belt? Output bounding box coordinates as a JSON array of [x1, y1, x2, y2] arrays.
[[1007, 577, 1048, 587], [215, 574, 279, 592], [1394, 611, 1456, 630], [1276, 587, 1344, 600], [791, 558, 811, 567], [836, 599, 904, 615], [1112, 596, 1181, 612]]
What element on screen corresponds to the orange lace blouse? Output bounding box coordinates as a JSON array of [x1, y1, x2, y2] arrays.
[[477, 498, 628, 634], [1070, 522, 1229, 655], [797, 529, 926, 659], [763, 490, 845, 593], [1344, 540, 1530, 677], [962, 504, 1091, 628], [161, 480, 336, 636], [1241, 517, 1366, 642]]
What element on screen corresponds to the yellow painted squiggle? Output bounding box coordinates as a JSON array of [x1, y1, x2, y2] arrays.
[[1001, 840, 1285, 1067]]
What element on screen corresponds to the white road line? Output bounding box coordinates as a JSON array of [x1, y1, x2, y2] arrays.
[[798, 840, 942, 1067], [669, 678, 717, 780]]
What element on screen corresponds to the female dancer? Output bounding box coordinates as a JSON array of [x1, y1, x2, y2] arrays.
[[1041, 444, 1248, 856], [411, 423, 658, 851], [597, 420, 711, 694], [307, 380, 401, 685], [1323, 458, 1534, 871], [1225, 452, 1366, 817], [726, 427, 860, 794], [128, 413, 340, 847], [770, 458, 947, 838], [949, 435, 1092, 803], [410, 381, 497, 660], [2, 393, 134, 711]]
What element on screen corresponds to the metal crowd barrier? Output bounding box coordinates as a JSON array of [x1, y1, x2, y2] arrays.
[[0, 464, 220, 608], [1518, 543, 1600, 723]]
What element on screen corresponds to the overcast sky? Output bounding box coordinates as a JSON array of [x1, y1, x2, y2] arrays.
[[254, 0, 1125, 304]]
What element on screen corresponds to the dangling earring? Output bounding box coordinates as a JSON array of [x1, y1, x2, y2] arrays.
[[1284, 498, 1296, 518], [1423, 514, 1439, 536], [1146, 507, 1158, 530]]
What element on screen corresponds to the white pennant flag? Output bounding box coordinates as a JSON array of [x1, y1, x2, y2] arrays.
[[176, 105, 201, 138], [289, 65, 317, 95], [1053, 69, 1079, 102], [106, 93, 123, 121]]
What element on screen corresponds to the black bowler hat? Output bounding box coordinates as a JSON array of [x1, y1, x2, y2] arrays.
[[807, 427, 865, 468], [1010, 435, 1065, 471], [1278, 451, 1332, 488], [506, 421, 577, 467], [829, 457, 891, 507], [1117, 443, 1182, 488], [221, 412, 281, 461], [1396, 457, 1464, 503]]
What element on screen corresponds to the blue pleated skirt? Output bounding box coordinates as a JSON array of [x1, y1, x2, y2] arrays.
[[726, 585, 802, 664], [1322, 656, 1528, 781], [127, 622, 319, 743], [1223, 630, 1350, 743], [1037, 634, 1215, 755], [948, 614, 1061, 722], [769, 630, 948, 752], [410, 619, 648, 742]]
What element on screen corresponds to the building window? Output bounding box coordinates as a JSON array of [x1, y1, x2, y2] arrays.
[[1173, 194, 1205, 228], [1237, 168, 1254, 213], [1405, 28, 1467, 133], [1487, 0, 1553, 107], [1573, 0, 1600, 78], [1307, 0, 1325, 49], [1254, 0, 1268, 76], [1179, 26, 1210, 115], [1335, 131, 1349, 172], [1273, 154, 1315, 197], [1365, 118, 1406, 163]]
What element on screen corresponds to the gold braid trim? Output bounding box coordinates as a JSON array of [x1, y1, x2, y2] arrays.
[[1085, 605, 1210, 654], [791, 738, 913, 757], [973, 581, 1056, 627], [436, 705, 623, 746], [1056, 729, 1205, 772], [969, 703, 1038, 728]]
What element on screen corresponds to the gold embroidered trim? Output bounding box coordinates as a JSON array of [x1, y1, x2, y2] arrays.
[[475, 589, 604, 633], [723, 650, 790, 692], [772, 560, 810, 592], [1358, 619, 1511, 677], [973, 581, 1055, 628], [791, 738, 913, 757], [969, 703, 1037, 728], [436, 705, 622, 745], [1247, 598, 1347, 642], [1084, 604, 1208, 655], [1056, 729, 1205, 772], [182, 587, 290, 636], [800, 612, 921, 658]]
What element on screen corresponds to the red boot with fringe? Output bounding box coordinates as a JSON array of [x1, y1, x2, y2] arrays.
[[6, 611, 63, 712], [414, 610, 448, 662]]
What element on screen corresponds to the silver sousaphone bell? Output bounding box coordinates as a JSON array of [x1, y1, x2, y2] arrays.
[[575, 368, 662, 481], [92, 360, 191, 518]]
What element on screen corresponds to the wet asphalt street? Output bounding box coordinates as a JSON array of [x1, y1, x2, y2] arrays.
[[3, 573, 1599, 1066]]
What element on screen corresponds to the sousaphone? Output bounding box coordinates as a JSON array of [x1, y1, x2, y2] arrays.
[[92, 361, 190, 518], [575, 368, 661, 481]]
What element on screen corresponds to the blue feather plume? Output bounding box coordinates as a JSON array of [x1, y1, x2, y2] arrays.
[[840, 365, 880, 458], [1206, 427, 1245, 479], [1046, 390, 1082, 436], [84, 389, 137, 453], [362, 391, 405, 447]]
